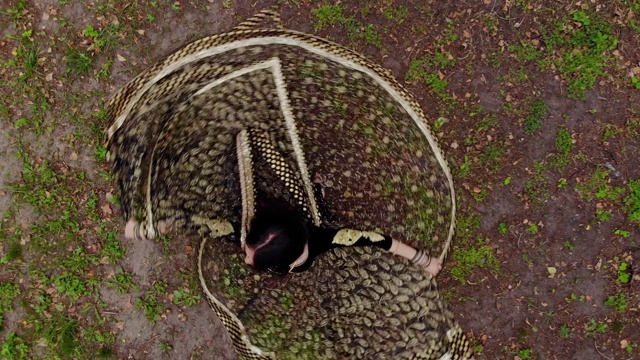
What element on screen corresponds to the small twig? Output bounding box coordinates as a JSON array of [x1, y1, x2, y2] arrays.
[[493, 280, 522, 297], [493, 297, 503, 314], [565, 0, 577, 11], [565, 162, 590, 182], [509, 226, 523, 249], [457, 51, 474, 61], [594, 341, 613, 360], [141, 334, 160, 347], [513, 16, 525, 28]]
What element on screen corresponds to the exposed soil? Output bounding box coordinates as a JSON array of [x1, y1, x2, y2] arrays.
[[0, 0, 639, 359]]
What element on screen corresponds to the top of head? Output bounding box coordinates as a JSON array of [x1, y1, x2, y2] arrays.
[[246, 208, 308, 272]]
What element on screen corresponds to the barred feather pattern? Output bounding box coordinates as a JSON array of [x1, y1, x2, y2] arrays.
[[107, 9, 471, 360]]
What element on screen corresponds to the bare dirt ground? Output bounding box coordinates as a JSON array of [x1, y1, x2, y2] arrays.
[[0, 0, 639, 359]]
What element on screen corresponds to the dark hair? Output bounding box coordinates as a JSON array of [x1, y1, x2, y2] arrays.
[[246, 207, 308, 274]]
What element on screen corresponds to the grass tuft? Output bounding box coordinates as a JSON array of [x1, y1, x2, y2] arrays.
[[551, 127, 573, 169], [604, 291, 628, 312], [524, 100, 549, 134], [575, 167, 624, 202], [623, 179, 640, 225], [450, 238, 500, 284], [65, 48, 94, 74], [311, 4, 381, 47]]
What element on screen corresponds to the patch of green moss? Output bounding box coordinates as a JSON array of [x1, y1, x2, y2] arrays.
[[450, 238, 500, 284], [623, 179, 640, 225], [524, 100, 549, 134], [574, 167, 624, 202]]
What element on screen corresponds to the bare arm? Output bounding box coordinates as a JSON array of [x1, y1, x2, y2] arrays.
[[388, 239, 442, 277], [323, 227, 443, 277]]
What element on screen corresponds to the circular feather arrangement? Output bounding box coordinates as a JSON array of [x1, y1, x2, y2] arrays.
[[107, 10, 472, 360]]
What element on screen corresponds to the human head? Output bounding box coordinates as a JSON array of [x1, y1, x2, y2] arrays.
[[244, 210, 308, 274]]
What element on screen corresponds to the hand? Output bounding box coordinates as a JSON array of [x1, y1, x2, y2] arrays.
[[157, 220, 173, 235], [411, 249, 443, 277], [124, 219, 140, 239], [125, 219, 173, 240], [423, 257, 443, 277]]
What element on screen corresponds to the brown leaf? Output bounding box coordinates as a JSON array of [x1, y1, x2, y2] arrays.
[[101, 203, 113, 215]]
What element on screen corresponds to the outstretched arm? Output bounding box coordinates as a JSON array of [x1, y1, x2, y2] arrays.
[[311, 177, 442, 276], [388, 239, 442, 277], [317, 227, 442, 277]]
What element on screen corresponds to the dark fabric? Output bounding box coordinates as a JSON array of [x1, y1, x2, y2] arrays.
[[244, 128, 393, 274], [291, 226, 393, 273]]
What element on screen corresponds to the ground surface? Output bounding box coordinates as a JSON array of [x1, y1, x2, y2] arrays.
[[0, 0, 639, 359]]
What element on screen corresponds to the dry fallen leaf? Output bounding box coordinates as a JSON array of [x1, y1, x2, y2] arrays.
[[101, 203, 113, 215], [595, 258, 602, 271]]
